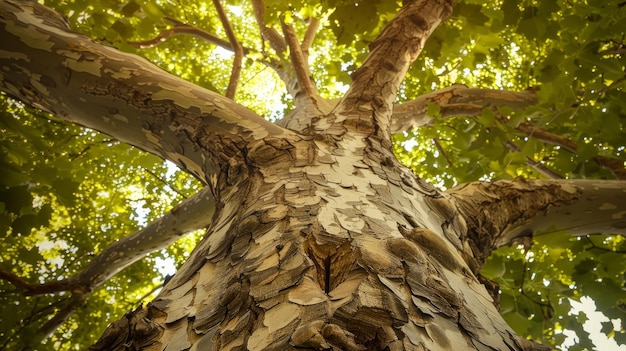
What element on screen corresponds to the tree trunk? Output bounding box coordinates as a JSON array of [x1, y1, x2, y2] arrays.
[[91, 132, 530, 351]]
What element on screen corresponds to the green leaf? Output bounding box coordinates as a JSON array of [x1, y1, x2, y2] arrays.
[[502, 0, 521, 26], [52, 178, 80, 206], [0, 186, 32, 215], [141, 2, 164, 20], [455, 3, 489, 26], [476, 108, 496, 127], [11, 214, 38, 235], [426, 102, 441, 118], [482, 253, 507, 279], [120, 0, 140, 17], [504, 311, 533, 335]]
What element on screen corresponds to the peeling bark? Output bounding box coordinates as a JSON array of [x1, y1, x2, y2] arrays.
[[0, 0, 291, 185], [331, 0, 454, 139], [100, 133, 524, 351], [449, 179, 626, 266]]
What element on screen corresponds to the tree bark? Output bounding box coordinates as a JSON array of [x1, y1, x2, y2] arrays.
[[0, 0, 290, 185]]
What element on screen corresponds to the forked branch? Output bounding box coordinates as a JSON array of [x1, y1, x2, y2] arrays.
[[212, 0, 244, 99], [448, 179, 626, 266], [334, 0, 453, 137], [393, 85, 625, 179], [301, 17, 320, 62], [251, 0, 287, 56]]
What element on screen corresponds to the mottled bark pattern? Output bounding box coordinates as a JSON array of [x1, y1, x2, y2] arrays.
[[113, 132, 522, 351], [449, 179, 626, 267]]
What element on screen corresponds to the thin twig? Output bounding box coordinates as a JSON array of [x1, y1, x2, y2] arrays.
[[142, 167, 188, 199], [519, 261, 554, 320], [212, 0, 244, 99], [504, 140, 564, 179], [584, 236, 626, 254], [432, 138, 453, 166], [128, 17, 250, 54], [598, 74, 626, 95]]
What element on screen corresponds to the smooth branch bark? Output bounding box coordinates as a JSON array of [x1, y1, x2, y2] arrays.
[[0, 0, 292, 185]]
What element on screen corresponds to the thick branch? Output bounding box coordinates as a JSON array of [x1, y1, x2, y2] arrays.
[[68, 186, 216, 292], [448, 179, 626, 265], [390, 85, 538, 133], [0, 186, 216, 295], [212, 0, 243, 99], [333, 0, 453, 137], [0, 0, 290, 182]]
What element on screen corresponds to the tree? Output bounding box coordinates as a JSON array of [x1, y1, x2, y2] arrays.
[[1, 0, 625, 350]]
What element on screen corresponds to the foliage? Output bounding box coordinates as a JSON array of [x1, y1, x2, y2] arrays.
[[0, 0, 625, 350], [0, 98, 202, 350]]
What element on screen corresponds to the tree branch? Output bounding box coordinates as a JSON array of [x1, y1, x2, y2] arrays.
[[128, 17, 248, 54], [0, 186, 216, 295], [0, 270, 72, 295], [392, 85, 626, 179], [390, 85, 538, 133], [280, 18, 318, 104], [503, 140, 565, 179], [301, 17, 320, 62], [515, 122, 626, 180], [34, 294, 87, 343], [212, 0, 244, 99], [515, 122, 578, 153], [250, 0, 287, 56], [0, 0, 291, 183], [68, 186, 216, 292], [448, 179, 626, 267], [593, 155, 626, 180], [333, 0, 453, 138], [249, 0, 312, 104]]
